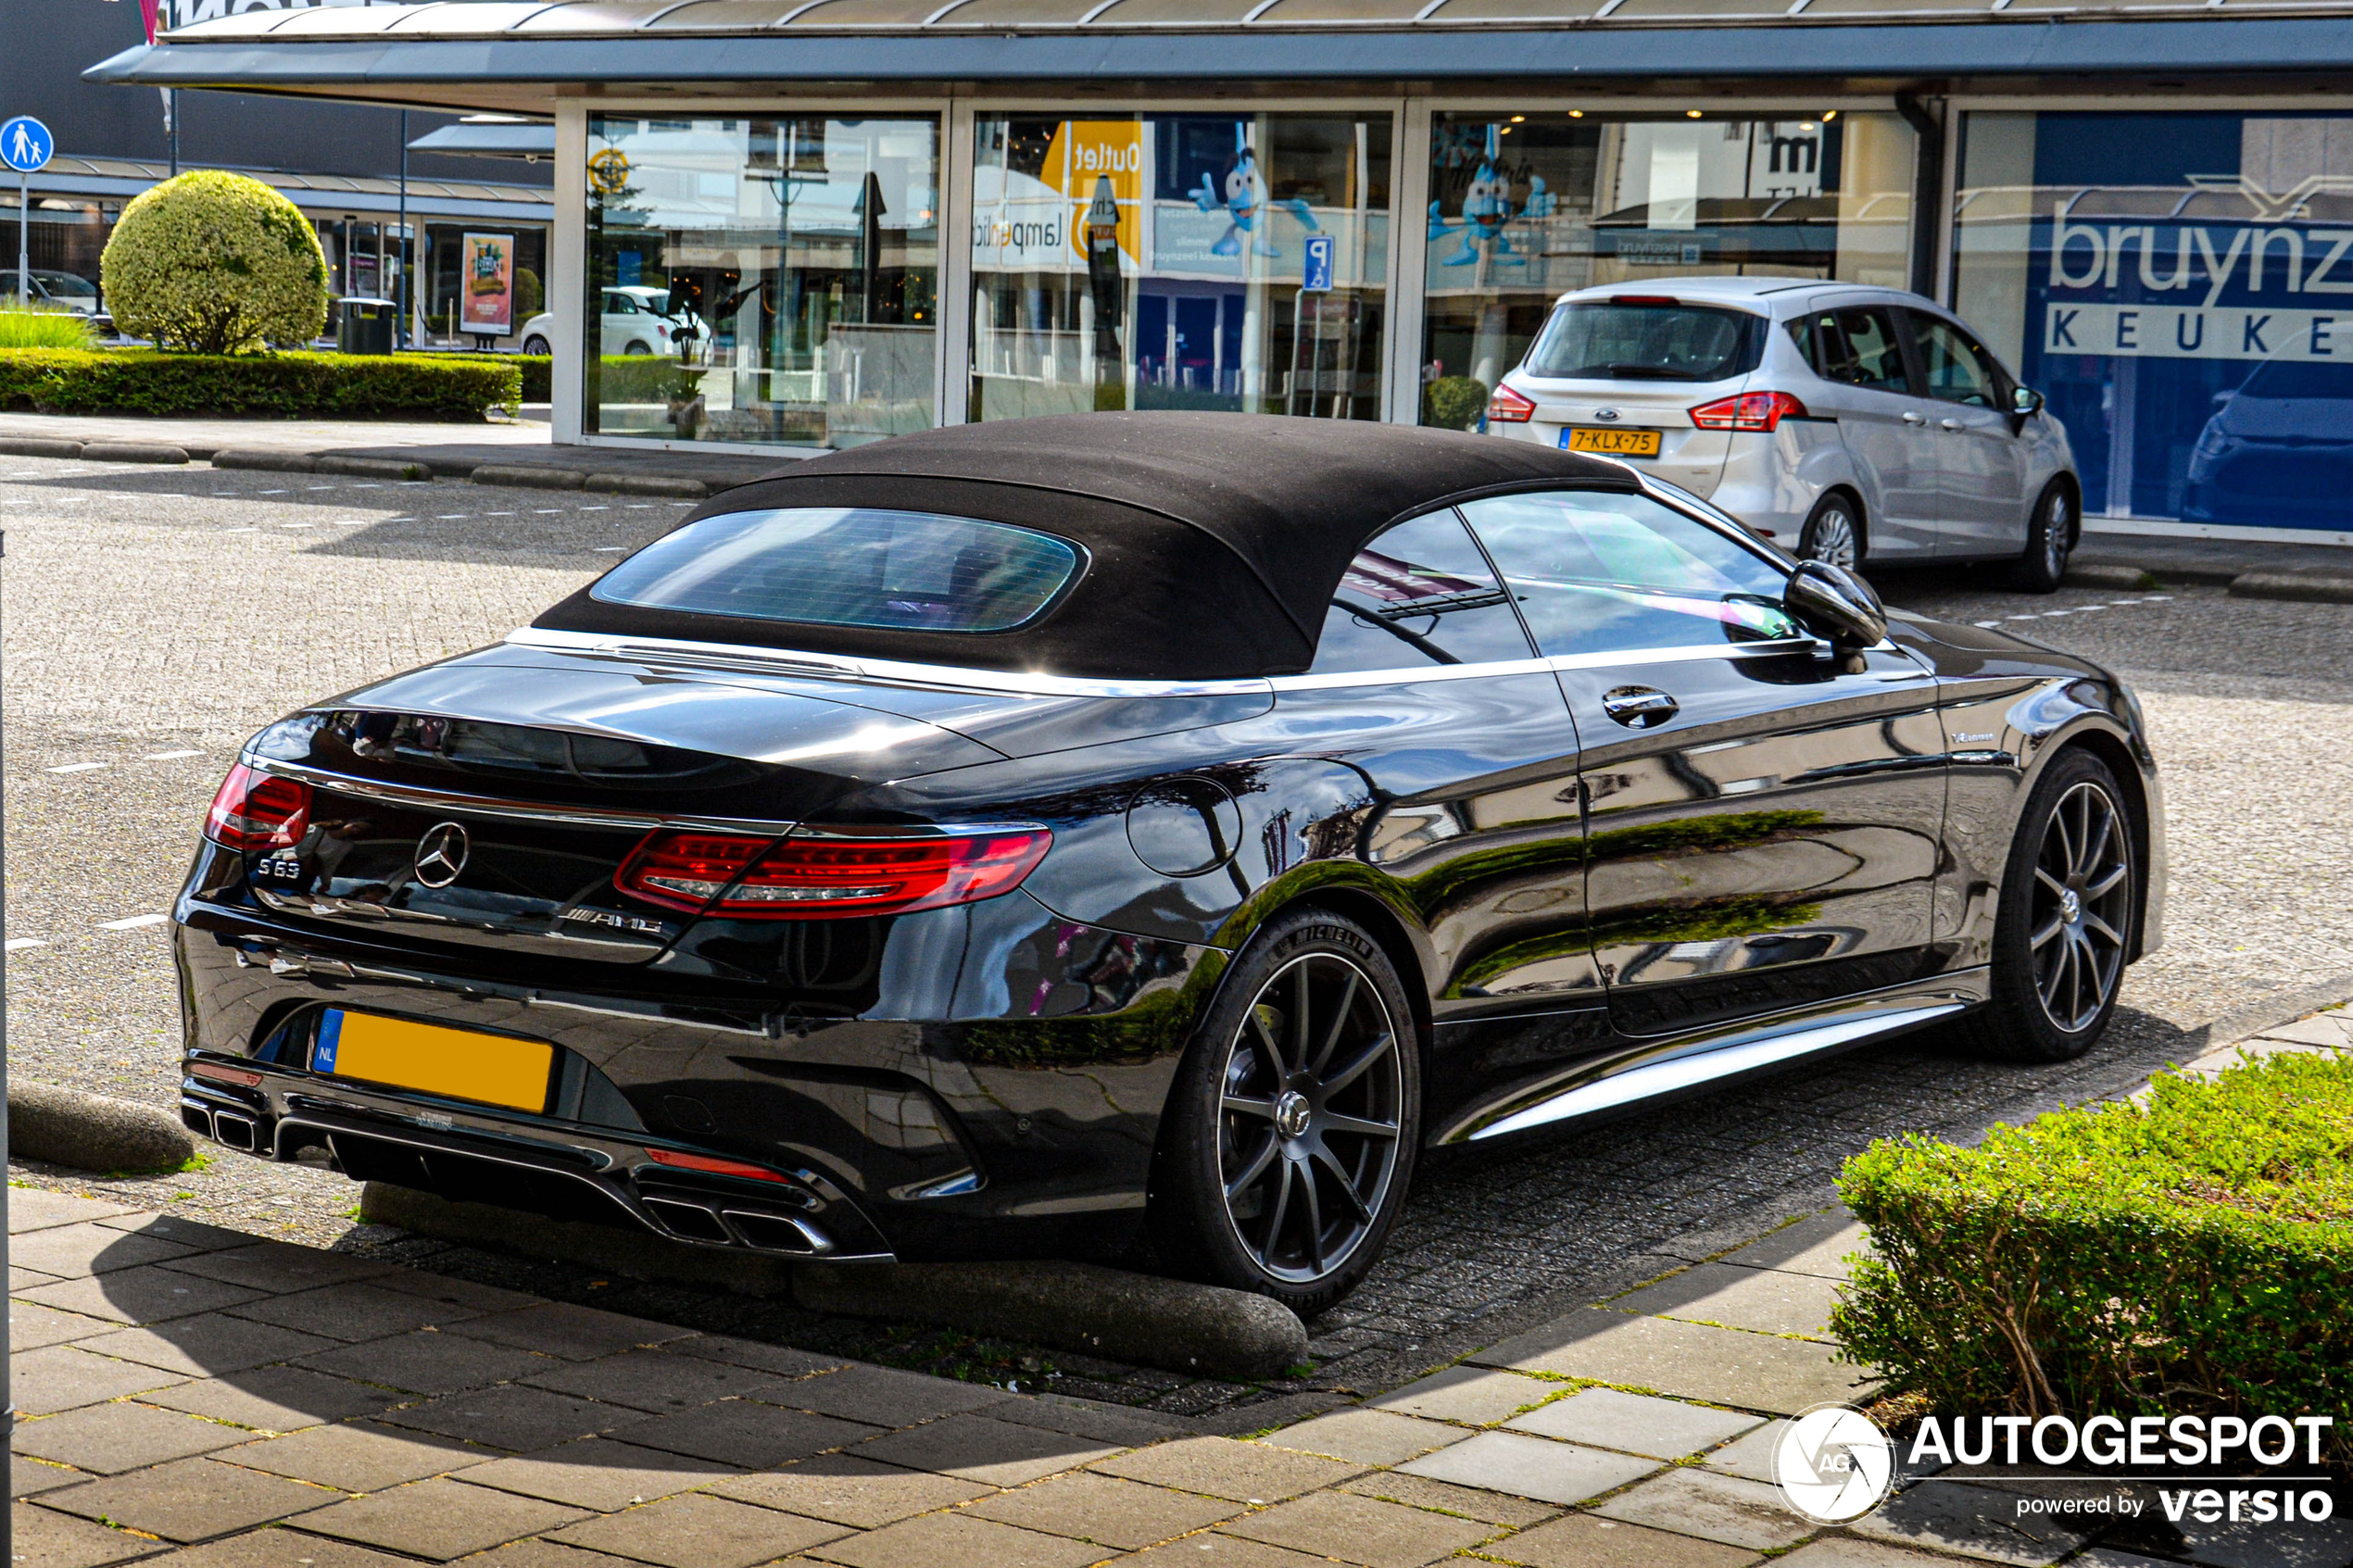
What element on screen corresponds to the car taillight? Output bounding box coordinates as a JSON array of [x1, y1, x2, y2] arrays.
[[205, 763, 310, 852], [614, 826, 1052, 920], [1689, 391, 1808, 433], [1487, 383, 1538, 423]]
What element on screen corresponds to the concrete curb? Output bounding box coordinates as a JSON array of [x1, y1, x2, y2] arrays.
[[2231, 571, 2353, 605], [8, 1082, 195, 1174], [0, 437, 88, 459], [796, 1260, 1311, 1384], [472, 463, 585, 491], [313, 455, 431, 482], [359, 1180, 1308, 1382], [212, 448, 318, 473], [78, 441, 190, 465], [584, 471, 708, 499], [2061, 563, 2158, 591]]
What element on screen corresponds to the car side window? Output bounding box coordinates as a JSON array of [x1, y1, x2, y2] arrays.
[[1460, 490, 1802, 659], [1817, 307, 1910, 395], [605, 293, 636, 314], [1309, 512, 1536, 674], [1909, 313, 2003, 408]]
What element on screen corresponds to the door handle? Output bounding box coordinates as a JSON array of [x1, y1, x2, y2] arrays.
[[1900, 410, 1926, 425], [1940, 418, 1963, 431], [1602, 685, 1680, 729]]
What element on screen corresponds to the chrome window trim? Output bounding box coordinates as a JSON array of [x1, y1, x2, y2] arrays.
[[1267, 636, 1880, 692], [244, 756, 800, 835], [505, 626, 1277, 701]]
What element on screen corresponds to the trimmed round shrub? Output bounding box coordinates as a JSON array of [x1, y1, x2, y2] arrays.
[[102, 171, 329, 355], [1425, 374, 1490, 431]]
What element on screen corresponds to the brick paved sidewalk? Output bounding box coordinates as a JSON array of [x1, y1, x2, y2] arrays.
[[11, 1009, 2351, 1568]]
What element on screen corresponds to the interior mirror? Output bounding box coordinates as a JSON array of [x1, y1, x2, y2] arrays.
[[2012, 385, 2045, 416], [1784, 559, 1887, 649]]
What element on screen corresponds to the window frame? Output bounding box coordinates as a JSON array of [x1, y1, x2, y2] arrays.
[[1900, 307, 2013, 411]]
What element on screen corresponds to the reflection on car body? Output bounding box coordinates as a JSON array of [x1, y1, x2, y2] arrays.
[[171, 413, 2164, 1312]]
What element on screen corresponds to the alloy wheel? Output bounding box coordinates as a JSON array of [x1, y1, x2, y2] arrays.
[[1806, 508, 1859, 571], [1216, 953, 1403, 1284], [2045, 492, 2071, 577], [2029, 780, 2131, 1032]]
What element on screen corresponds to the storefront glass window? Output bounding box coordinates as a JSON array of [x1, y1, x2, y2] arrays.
[[970, 113, 1390, 422], [585, 115, 939, 447], [1416, 112, 1916, 429], [1954, 111, 2353, 531]]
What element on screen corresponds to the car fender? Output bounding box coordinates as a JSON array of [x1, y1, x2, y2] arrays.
[[1788, 432, 1868, 523]]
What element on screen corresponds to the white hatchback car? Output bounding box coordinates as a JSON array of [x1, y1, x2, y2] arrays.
[[519, 285, 706, 359], [1486, 278, 2082, 590]]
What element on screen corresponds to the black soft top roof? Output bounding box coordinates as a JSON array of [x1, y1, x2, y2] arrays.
[[535, 412, 1633, 680]]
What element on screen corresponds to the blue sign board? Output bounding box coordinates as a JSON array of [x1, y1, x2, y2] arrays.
[[1302, 233, 1334, 294], [1, 116, 54, 175]]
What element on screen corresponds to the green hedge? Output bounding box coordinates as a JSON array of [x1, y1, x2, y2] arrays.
[[0, 348, 520, 420], [1833, 1049, 2353, 1460], [441, 352, 549, 403]]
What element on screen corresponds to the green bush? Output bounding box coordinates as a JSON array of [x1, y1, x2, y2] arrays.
[[0, 303, 94, 350], [0, 348, 519, 420], [1833, 1050, 2353, 1460], [442, 353, 549, 402], [593, 354, 694, 404], [1424, 374, 1491, 431], [102, 170, 330, 354], [514, 266, 544, 323]]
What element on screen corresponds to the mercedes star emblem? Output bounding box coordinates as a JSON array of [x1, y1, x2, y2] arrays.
[[412, 822, 471, 888]]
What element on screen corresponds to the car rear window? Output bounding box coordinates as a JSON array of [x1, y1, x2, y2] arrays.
[[1522, 300, 1766, 383], [591, 507, 1084, 634], [2238, 359, 2353, 400]]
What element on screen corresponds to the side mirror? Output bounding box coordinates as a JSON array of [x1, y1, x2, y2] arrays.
[[2012, 385, 2045, 416], [1784, 559, 1887, 648]]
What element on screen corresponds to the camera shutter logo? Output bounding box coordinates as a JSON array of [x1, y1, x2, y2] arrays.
[[1774, 1402, 1895, 1524], [412, 822, 471, 889]]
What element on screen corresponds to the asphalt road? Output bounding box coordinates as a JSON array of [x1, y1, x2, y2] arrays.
[[6, 453, 2350, 1415]]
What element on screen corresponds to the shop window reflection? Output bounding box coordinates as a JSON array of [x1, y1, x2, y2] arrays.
[[584, 114, 938, 448], [969, 113, 1391, 422], [1416, 112, 1915, 430]]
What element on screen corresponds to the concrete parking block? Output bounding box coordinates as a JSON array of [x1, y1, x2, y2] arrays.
[[1365, 1366, 1555, 1425], [664, 1335, 841, 1380], [1470, 1310, 1872, 1415], [11, 1223, 199, 1278], [1396, 1429, 1660, 1506], [1846, 1480, 2095, 1566], [1607, 1262, 1843, 1340], [709, 1451, 993, 1528], [455, 1437, 739, 1512], [229, 1280, 490, 1343], [7, 1498, 159, 1568], [1221, 1487, 1495, 1568], [7, 1191, 143, 1233], [38, 1454, 337, 1540], [159, 1244, 395, 1293], [145, 1531, 431, 1568], [804, 1510, 1109, 1568], [16, 1267, 267, 1325], [15, 1455, 90, 1497], [296, 1475, 587, 1560], [772, 1363, 1013, 1428], [618, 1399, 878, 1469], [550, 1491, 849, 1568], [1484, 1512, 1764, 1568], [77, 1314, 340, 1375], [231, 1419, 483, 1491], [10, 1400, 245, 1474], [522, 1348, 790, 1412], [1590, 1468, 1811, 1549], [1713, 1211, 1873, 1282], [378, 1384, 631, 1451], [1259, 1409, 1466, 1466], [143, 1364, 396, 1433], [1090, 1436, 1365, 1502], [850, 1413, 1119, 1486], [1336, 1470, 1560, 1526], [444, 1305, 692, 1361], [11, 1303, 116, 1352], [1504, 1387, 1762, 1460], [296, 1330, 551, 1397], [10, 1344, 188, 1414], [966, 1472, 1240, 1549], [1699, 1419, 1789, 1483]]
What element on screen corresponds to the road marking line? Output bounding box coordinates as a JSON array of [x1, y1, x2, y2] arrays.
[[580, 506, 610, 511], [47, 762, 107, 774], [5, 938, 44, 952], [146, 749, 204, 760], [255, 488, 287, 495], [333, 519, 367, 525], [281, 522, 314, 530], [305, 484, 335, 491], [98, 914, 168, 931], [534, 508, 560, 514], [434, 514, 468, 520], [626, 504, 656, 509], [485, 510, 516, 516], [593, 546, 628, 552]]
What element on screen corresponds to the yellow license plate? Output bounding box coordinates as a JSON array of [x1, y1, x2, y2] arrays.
[[1564, 427, 1663, 457], [313, 1010, 553, 1113]]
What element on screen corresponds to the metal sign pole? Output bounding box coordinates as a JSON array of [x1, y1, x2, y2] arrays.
[[16, 169, 25, 307]]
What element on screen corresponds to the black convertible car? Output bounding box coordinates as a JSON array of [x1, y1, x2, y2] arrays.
[[174, 413, 2164, 1311]]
